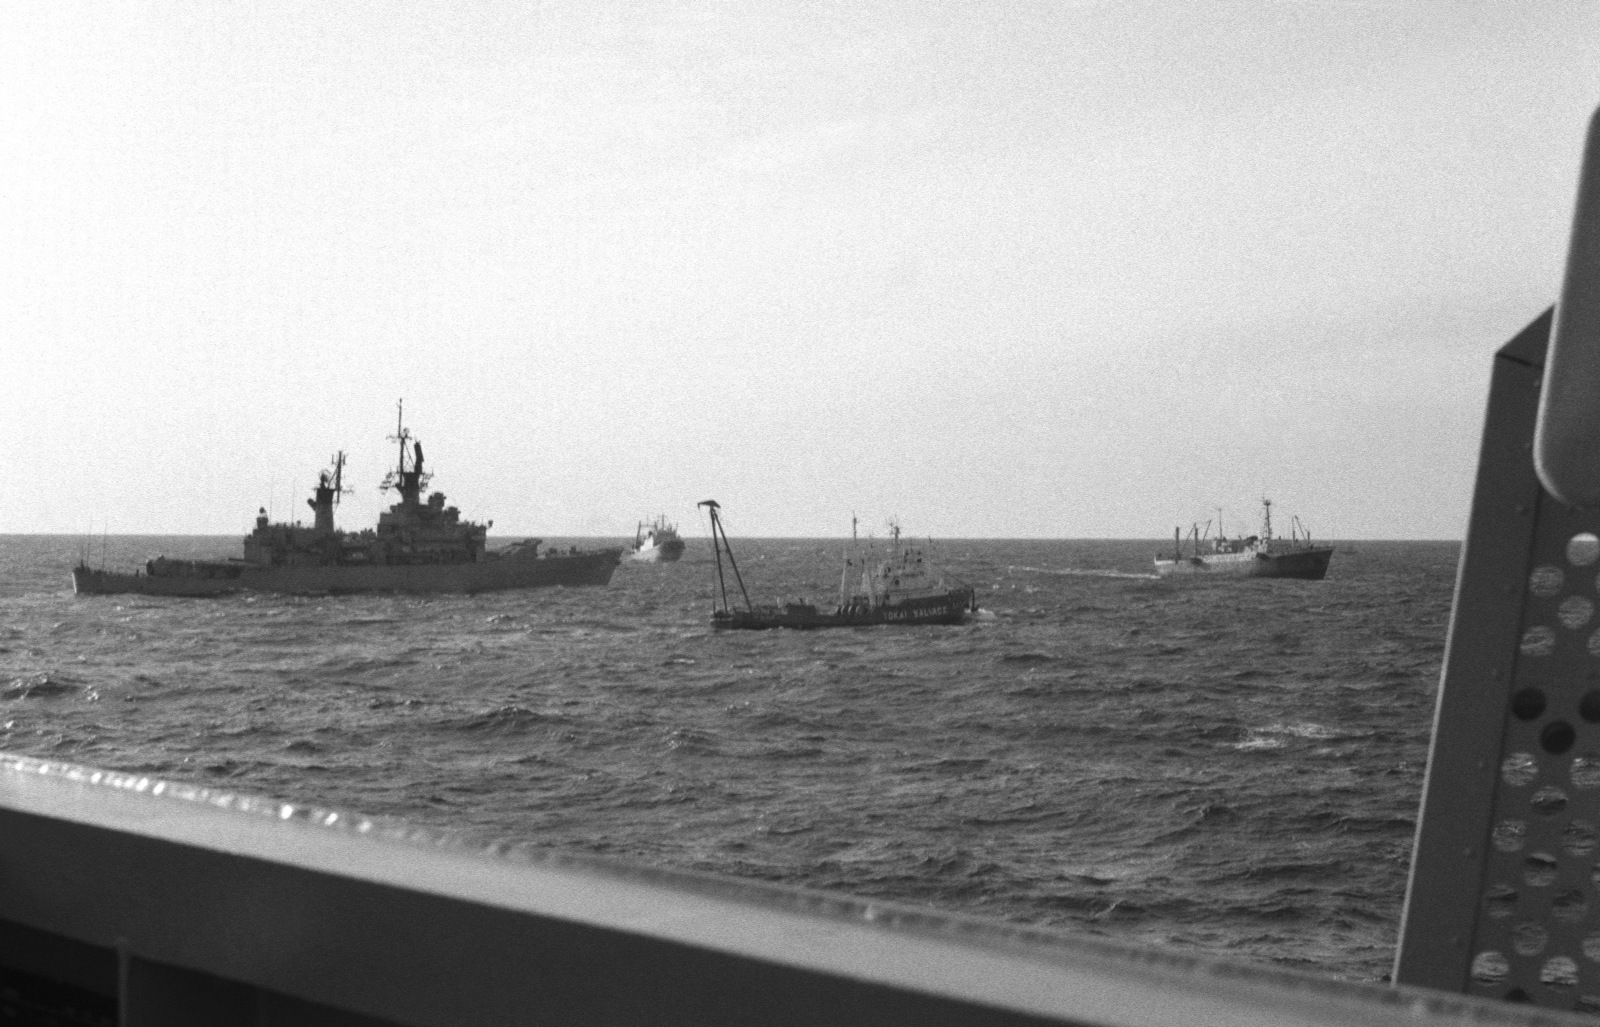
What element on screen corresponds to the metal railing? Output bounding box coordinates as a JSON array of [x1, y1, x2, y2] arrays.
[[0, 751, 1581, 1026]]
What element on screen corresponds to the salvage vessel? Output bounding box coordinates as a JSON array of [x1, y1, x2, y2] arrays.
[[72, 404, 622, 597], [630, 515, 686, 562], [1154, 498, 1333, 580], [698, 501, 975, 629]]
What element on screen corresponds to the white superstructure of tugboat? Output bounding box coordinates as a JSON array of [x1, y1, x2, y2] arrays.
[[72, 402, 622, 597]]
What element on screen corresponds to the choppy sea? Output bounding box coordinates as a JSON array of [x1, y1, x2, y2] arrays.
[[0, 535, 1457, 982]]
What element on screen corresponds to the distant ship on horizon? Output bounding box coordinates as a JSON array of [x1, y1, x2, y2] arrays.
[[1154, 498, 1333, 580], [630, 515, 686, 563], [72, 403, 622, 596]]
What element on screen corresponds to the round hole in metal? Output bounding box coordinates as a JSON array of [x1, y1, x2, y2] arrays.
[[1471, 951, 1510, 984], [1544, 721, 1578, 755], [1523, 626, 1557, 657], [1514, 921, 1550, 956], [1533, 786, 1570, 814], [1554, 889, 1590, 923], [1564, 597, 1597, 630], [1565, 819, 1599, 856], [1485, 883, 1519, 918], [1526, 852, 1559, 887], [1532, 565, 1566, 597], [1494, 820, 1528, 852], [1572, 534, 1600, 566], [1513, 688, 1547, 721], [1503, 752, 1539, 787], [1543, 956, 1579, 989]]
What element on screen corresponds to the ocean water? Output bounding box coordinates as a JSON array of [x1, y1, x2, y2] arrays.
[[0, 534, 1456, 982]]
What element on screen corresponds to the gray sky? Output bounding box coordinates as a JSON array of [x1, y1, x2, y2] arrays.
[[5, 1, 1598, 538]]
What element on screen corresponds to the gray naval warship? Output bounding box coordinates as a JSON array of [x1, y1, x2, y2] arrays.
[[72, 407, 622, 597]]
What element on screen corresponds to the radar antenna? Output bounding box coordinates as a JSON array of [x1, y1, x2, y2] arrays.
[[322, 451, 351, 506], [380, 399, 432, 493]]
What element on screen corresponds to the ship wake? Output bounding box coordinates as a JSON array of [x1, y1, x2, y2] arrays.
[[1009, 565, 1160, 580]]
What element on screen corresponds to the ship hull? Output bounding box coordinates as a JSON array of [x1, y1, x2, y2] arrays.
[[712, 588, 975, 630], [630, 538, 686, 563], [1153, 546, 1333, 580], [72, 550, 622, 597]]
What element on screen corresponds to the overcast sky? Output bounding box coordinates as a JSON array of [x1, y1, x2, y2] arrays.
[[5, 1, 1599, 539]]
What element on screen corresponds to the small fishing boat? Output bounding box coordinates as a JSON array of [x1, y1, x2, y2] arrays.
[[697, 500, 976, 630], [1154, 498, 1333, 580]]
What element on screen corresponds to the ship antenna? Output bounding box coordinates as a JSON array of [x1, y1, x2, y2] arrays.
[[382, 399, 413, 493], [397, 399, 407, 474], [1261, 497, 1273, 541], [330, 452, 350, 506]]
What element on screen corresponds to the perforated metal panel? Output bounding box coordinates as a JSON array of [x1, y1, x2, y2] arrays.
[[1393, 308, 1600, 1009], [1468, 505, 1600, 1007]]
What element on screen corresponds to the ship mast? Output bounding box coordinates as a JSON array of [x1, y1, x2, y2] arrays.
[[396, 399, 406, 474], [697, 500, 752, 614], [308, 451, 350, 532], [1261, 497, 1274, 541], [380, 399, 430, 508]]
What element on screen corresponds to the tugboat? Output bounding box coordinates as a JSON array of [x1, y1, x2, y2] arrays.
[[630, 515, 686, 562], [72, 403, 623, 596], [697, 500, 976, 630], [1153, 498, 1333, 580]]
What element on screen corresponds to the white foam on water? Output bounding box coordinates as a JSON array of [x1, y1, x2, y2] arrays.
[[1009, 565, 1161, 580]]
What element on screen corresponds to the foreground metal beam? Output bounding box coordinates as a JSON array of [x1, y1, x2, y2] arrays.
[[1539, 107, 1600, 507], [0, 753, 1583, 1026], [1394, 310, 1553, 996]]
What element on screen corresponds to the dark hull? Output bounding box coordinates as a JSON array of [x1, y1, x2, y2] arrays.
[[1153, 546, 1333, 580], [72, 550, 622, 597], [631, 537, 686, 563], [712, 589, 975, 630]]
